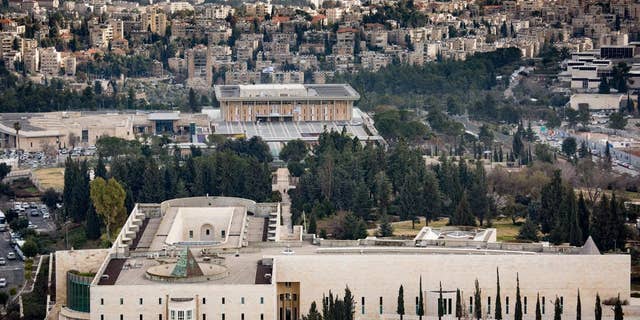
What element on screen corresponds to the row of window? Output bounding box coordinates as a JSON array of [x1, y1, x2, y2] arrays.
[[100, 297, 265, 306], [357, 295, 563, 316], [99, 313, 266, 320]]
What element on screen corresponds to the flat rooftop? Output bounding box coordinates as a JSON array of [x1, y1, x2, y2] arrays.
[[214, 84, 360, 101]]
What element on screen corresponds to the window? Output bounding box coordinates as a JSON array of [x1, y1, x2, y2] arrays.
[[560, 296, 564, 314], [120, 315, 124, 320], [241, 297, 245, 304], [448, 298, 452, 315], [186, 310, 192, 320], [178, 311, 185, 320], [140, 298, 144, 305], [415, 297, 419, 313], [81, 129, 89, 143], [241, 314, 244, 320], [524, 297, 527, 314], [159, 298, 163, 305], [101, 298, 104, 305], [101, 315, 104, 320], [506, 297, 510, 314], [140, 315, 143, 320], [159, 314, 163, 320], [221, 314, 225, 320], [362, 297, 365, 314], [171, 311, 176, 320], [203, 298, 206, 304], [469, 297, 473, 314], [206, 229, 210, 236], [260, 297, 264, 304], [120, 298, 124, 305], [260, 314, 264, 320], [189, 230, 194, 239], [221, 230, 225, 237], [542, 297, 546, 314], [379, 297, 383, 315], [488, 296, 491, 315], [222, 297, 225, 304], [203, 315, 206, 320]]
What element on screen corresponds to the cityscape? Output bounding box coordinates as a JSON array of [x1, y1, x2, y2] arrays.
[[0, 0, 639, 318]]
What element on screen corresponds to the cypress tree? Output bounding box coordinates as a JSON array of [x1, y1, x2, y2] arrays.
[[577, 193, 590, 242], [438, 282, 444, 320], [418, 276, 424, 320], [456, 288, 462, 320], [535, 293, 542, 320], [451, 192, 476, 226], [568, 188, 583, 246], [85, 203, 101, 240], [474, 279, 482, 320], [397, 285, 405, 320], [595, 294, 602, 320], [554, 297, 562, 320], [95, 156, 107, 179], [614, 294, 623, 320], [515, 274, 522, 320], [576, 290, 582, 320], [495, 268, 503, 320], [308, 213, 317, 235]]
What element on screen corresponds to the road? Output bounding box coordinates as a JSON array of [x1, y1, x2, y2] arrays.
[[0, 231, 24, 293]]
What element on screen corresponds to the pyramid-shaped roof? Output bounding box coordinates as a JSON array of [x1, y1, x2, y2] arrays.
[[580, 236, 601, 255], [171, 248, 204, 278]]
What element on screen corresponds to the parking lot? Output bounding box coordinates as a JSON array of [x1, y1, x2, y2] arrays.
[[0, 231, 24, 293]]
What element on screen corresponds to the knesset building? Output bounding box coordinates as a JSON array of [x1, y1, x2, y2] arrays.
[[51, 196, 630, 320]]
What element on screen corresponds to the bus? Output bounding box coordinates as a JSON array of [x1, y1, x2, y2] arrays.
[[0, 210, 6, 232]]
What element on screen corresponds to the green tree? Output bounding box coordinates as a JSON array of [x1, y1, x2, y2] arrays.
[[515, 274, 522, 320], [611, 62, 631, 93], [418, 276, 424, 320], [0, 163, 10, 181], [474, 279, 482, 320], [303, 301, 322, 320], [562, 137, 577, 157], [576, 290, 582, 320], [307, 213, 317, 235], [397, 285, 405, 320], [595, 294, 602, 320], [438, 282, 444, 320], [554, 297, 562, 320], [13, 121, 20, 150], [456, 288, 462, 320], [609, 111, 627, 130], [90, 177, 126, 242], [377, 217, 393, 237], [85, 204, 102, 240], [614, 294, 623, 320], [40, 188, 60, 209], [578, 104, 590, 127], [95, 156, 108, 179], [598, 76, 610, 94], [21, 239, 38, 257], [518, 217, 539, 241], [577, 193, 590, 242], [495, 268, 502, 320], [535, 293, 542, 320], [280, 139, 307, 162], [188, 88, 199, 112], [450, 192, 476, 226]]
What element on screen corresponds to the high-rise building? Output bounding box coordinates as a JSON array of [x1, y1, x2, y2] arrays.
[[141, 6, 167, 36], [186, 44, 213, 87], [39, 47, 61, 76]]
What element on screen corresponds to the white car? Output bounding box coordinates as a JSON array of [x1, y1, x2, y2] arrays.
[[0, 257, 6, 265], [43, 212, 50, 219], [7, 252, 16, 260], [0, 278, 7, 288]]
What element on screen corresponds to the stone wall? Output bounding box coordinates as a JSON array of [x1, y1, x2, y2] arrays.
[[55, 249, 110, 305]]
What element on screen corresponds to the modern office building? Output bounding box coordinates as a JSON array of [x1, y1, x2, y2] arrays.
[[50, 196, 630, 320], [213, 84, 360, 122]]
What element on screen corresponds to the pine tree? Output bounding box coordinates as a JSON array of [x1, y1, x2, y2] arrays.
[[397, 285, 405, 320], [438, 282, 444, 320], [518, 217, 539, 242], [418, 276, 424, 320], [474, 279, 482, 320], [303, 301, 322, 320], [614, 294, 624, 320], [535, 293, 542, 320], [377, 216, 394, 237], [595, 294, 602, 320], [568, 189, 583, 246], [308, 213, 317, 235], [539, 170, 563, 233], [576, 290, 582, 320], [456, 288, 462, 320], [554, 297, 562, 320], [495, 268, 502, 320], [515, 274, 522, 320], [591, 194, 611, 251]]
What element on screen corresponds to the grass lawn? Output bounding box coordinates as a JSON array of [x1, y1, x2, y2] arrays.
[[368, 217, 523, 242], [33, 167, 65, 191]]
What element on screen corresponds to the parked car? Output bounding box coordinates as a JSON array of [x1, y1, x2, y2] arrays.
[[0, 278, 7, 288], [7, 252, 16, 260], [0, 257, 6, 265], [29, 209, 39, 217], [43, 212, 50, 219]]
